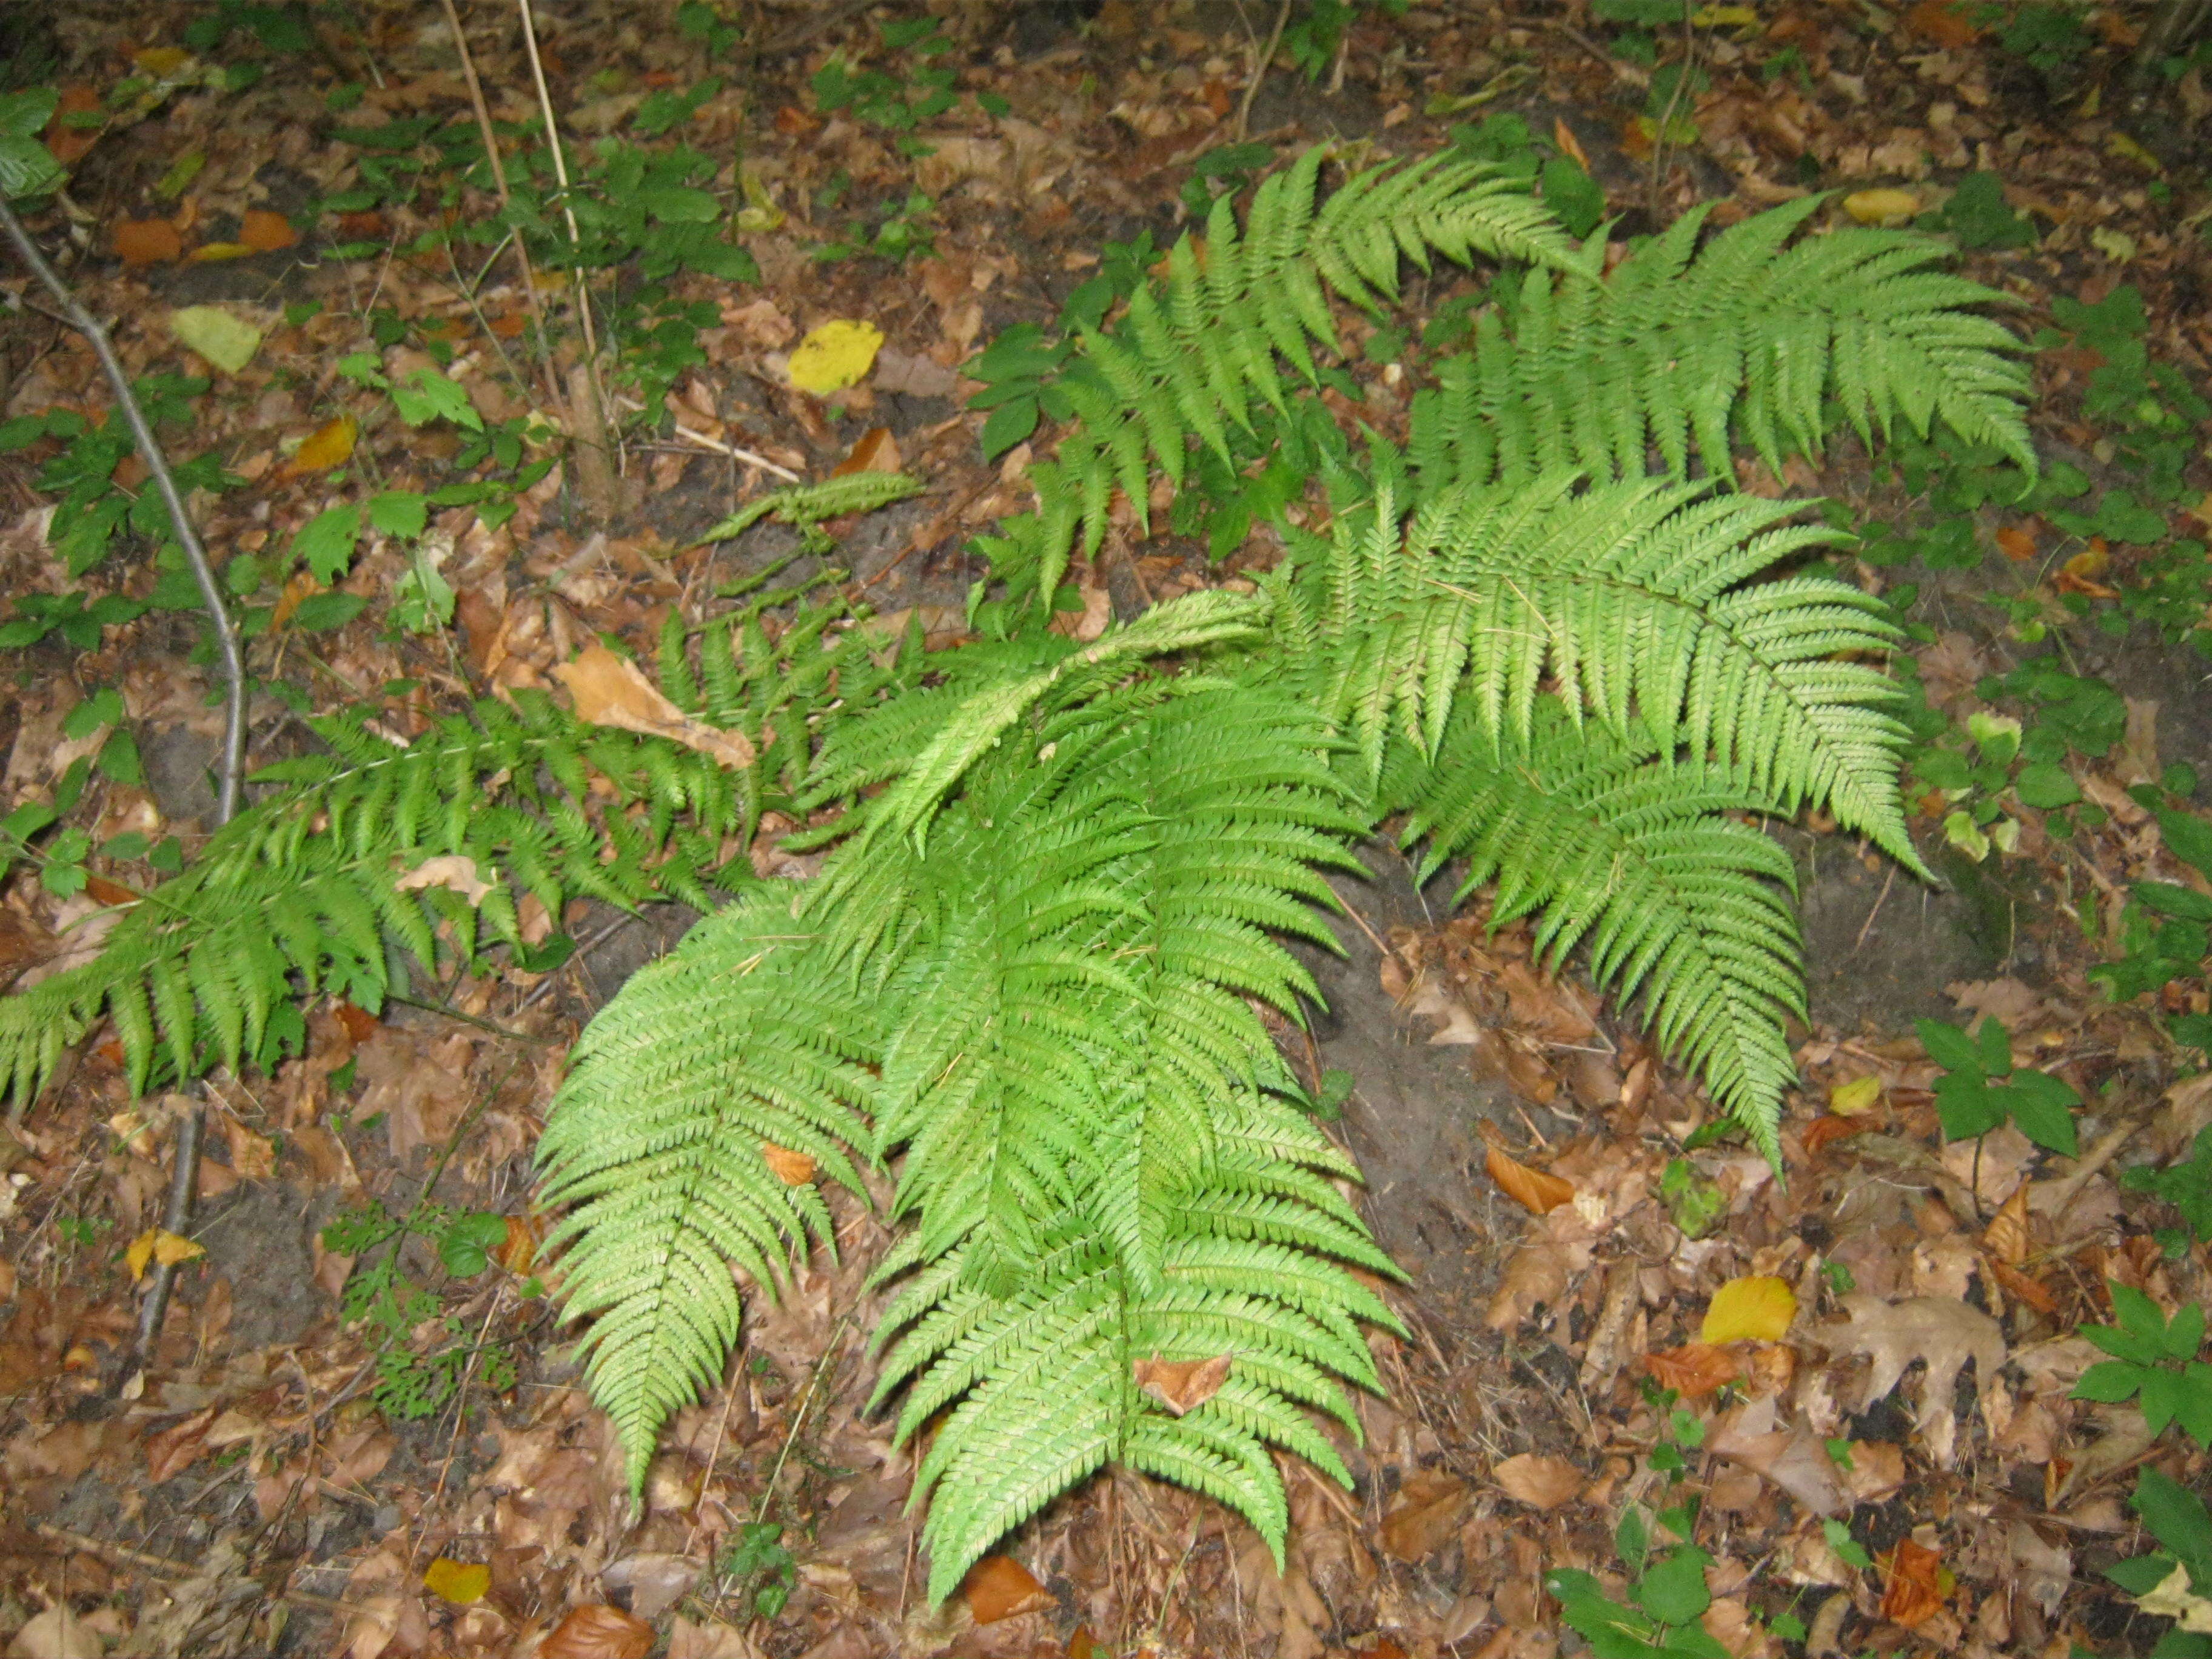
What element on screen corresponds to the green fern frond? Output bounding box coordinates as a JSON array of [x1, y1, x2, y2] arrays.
[[1275, 469, 1925, 871], [1394, 706, 1804, 1160], [1406, 195, 2033, 491], [692, 470, 925, 546], [537, 889, 877, 1491], [995, 146, 1589, 603]]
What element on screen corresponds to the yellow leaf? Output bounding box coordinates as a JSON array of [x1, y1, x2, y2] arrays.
[[1691, 5, 1761, 25], [1829, 1074, 1883, 1117], [1701, 1275, 1797, 1344], [423, 1558, 490, 1604], [1842, 188, 1919, 225], [133, 46, 193, 77], [281, 415, 358, 478], [786, 318, 883, 395], [127, 1228, 204, 1282]]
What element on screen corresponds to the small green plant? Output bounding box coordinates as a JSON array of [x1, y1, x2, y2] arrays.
[[2123, 1128, 2212, 1254], [718, 1521, 797, 1620], [1446, 113, 1606, 238], [321, 1198, 517, 1421], [2093, 803, 2212, 1052], [1658, 1158, 1724, 1239], [1993, 1, 2093, 73], [1924, 172, 2036, 250], [1914, 1016, 2079, 1156], [2108, 1467, 2212, 1655], [2073, 1282, 2212, 1447], [1549, 1538, 1725, 1659]]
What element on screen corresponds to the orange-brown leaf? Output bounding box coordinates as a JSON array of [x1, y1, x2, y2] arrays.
[[1803, 1113, 1868, 1155], [543, 1603, 655, 1659], [44, 86, 102, 166], [1986, 1255, 2058, 1314], [962, 1556, 1049, 1624], [240, 209, 298, 252], [1492, 1452, 1583, 1510], [1995, 524, 2037, 562], [1552, 117, 1592, 172], [1483, 1142, 1575, 1215], [2057, 540, 2119, 598], [1133, 1353, 1230, 1415], [1905, 0, 1982, 45], [1642, 1342, 1740, 1399], [1982, 1182, 2031, 1265], [831, 425, 902, 476], [114, 218, 183, 266], [1879, 1538, 1946, 1628], [760, 1141, 817, 1186]]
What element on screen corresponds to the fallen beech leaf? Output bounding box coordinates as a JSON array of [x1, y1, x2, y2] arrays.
[[168, 304, 264, 374], [553, 643, 757, 770], [1996, 524, 2037, 561], [1381, 1470, 1470, 1560], [1493, 1452, 1583, 1510], [1829, 1074, 1882, 1116], [334, 1001, 380, 1042], [423, 1558, 491, 1604], [1987, 1255, 2058, 1314], [44, 85, 103, 166], [115, 218, 184, 266], [6, 1603, 101, 1659], [1708, 1397, 1846, 1515], [1905, 0, 1982, 44], [543, 1603, 655, 1659], [126, 1227, 204, 1281], [786, 318, 883, 394], [1701, 1275, 1796, 1344], [144, 1406, 217, 1483], [394, 853, 495, 907], [497, 1213, 541, 1275], [1133, 1353, 1230, 1415], [1842, 187, 1919, 224], [832, 425, 902, 476], [760, 1141, 817, 1185], [1643, 1342, 1740, 1399], [280, 414, 359, 478], [1804, 1114, 1868, 1155], [962, 1555, 1050, 1624], [1483, 1138, 1575, 1215], [240, 208, 298, 252], [2058, 541, 2119, 598], [1552, 116, 1591, 171], [1982, 1183, 2031, 1265], [1878, 1538, 1946, 1628]]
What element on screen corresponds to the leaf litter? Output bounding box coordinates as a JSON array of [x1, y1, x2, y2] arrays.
[[0, 0, 2209, 1656]]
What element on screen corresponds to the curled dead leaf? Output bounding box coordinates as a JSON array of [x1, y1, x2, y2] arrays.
[[1133, 1353, 1230, 1415], [1877, 1538, 1946, 1628], [1480, 1127, 1575, 1215], [553, 643, 757, 771], [1492, 1451, 1583, 1510], [542, 1603, 655, 1659], [962, 1555, 1050, 1624], [760, 1141, 817, 1186], [1643, 1342, 1740, 1399], [394, 853, 495, 907]]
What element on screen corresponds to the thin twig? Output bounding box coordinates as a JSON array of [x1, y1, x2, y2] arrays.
[[1233, 0, 1295, 142], [515, 0, 599, 370], [667, 422, 804, 482]]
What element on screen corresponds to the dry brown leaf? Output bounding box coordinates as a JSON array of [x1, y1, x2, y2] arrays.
[[542, 1603, 655, 1659], [1832, 1292, 2004, 1460], [144, 1406, 217, 1483], [1482, 1131, 1575, 1215], [1839, 1439, 1906, 1503], [1492, 1452, 1582, 1510], [1878, 1538, 1945, 1628], [1552, 117, 1592, 171], [1644, 1342, 1740, 1399], [760, 1141, 817, 1186], [1133, 1353, 1230, 1415], [962, 1555, 1050, 1624], [553, 643, 756, 770], [1484, 1238, 1572, 1330], [1982, 1183, 2032, 1265], [240, 209, 298, 252], [1708, 1398, 1846, 1516], [394, 853, 495, 907], [1381, 1470, 1470, 1561], [831, 425, 901, 475], [114, 218, 183, 266]]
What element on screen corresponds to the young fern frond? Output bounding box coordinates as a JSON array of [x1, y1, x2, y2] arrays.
[[0, 692, 763, 1107], [536, 889, 878, 1491], [1406, 195, 2034, 492], [1268, 466, 1925, 872], [982, 146, 1592, 605], [691, 470, 926, 546], [1387, 708, 1805, 1161]]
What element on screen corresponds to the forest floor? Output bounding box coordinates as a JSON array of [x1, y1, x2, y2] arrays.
[[3, 1, 2212, 1657]]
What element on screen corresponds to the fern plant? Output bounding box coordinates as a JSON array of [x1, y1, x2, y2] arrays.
[[0, 143, 2037, 1600]]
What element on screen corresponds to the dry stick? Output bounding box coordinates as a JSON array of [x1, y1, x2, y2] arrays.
[[438, 0, 562, 411], [0, 197, 248, 1378], [1233, 0, 1295, 143], [514, 0, 621, 522]]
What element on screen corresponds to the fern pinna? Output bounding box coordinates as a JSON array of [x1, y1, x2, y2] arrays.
[[0, 143, 2036, 1597]]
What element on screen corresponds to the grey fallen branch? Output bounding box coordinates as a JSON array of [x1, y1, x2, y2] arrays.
[[0, 195, 246, 1381]]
